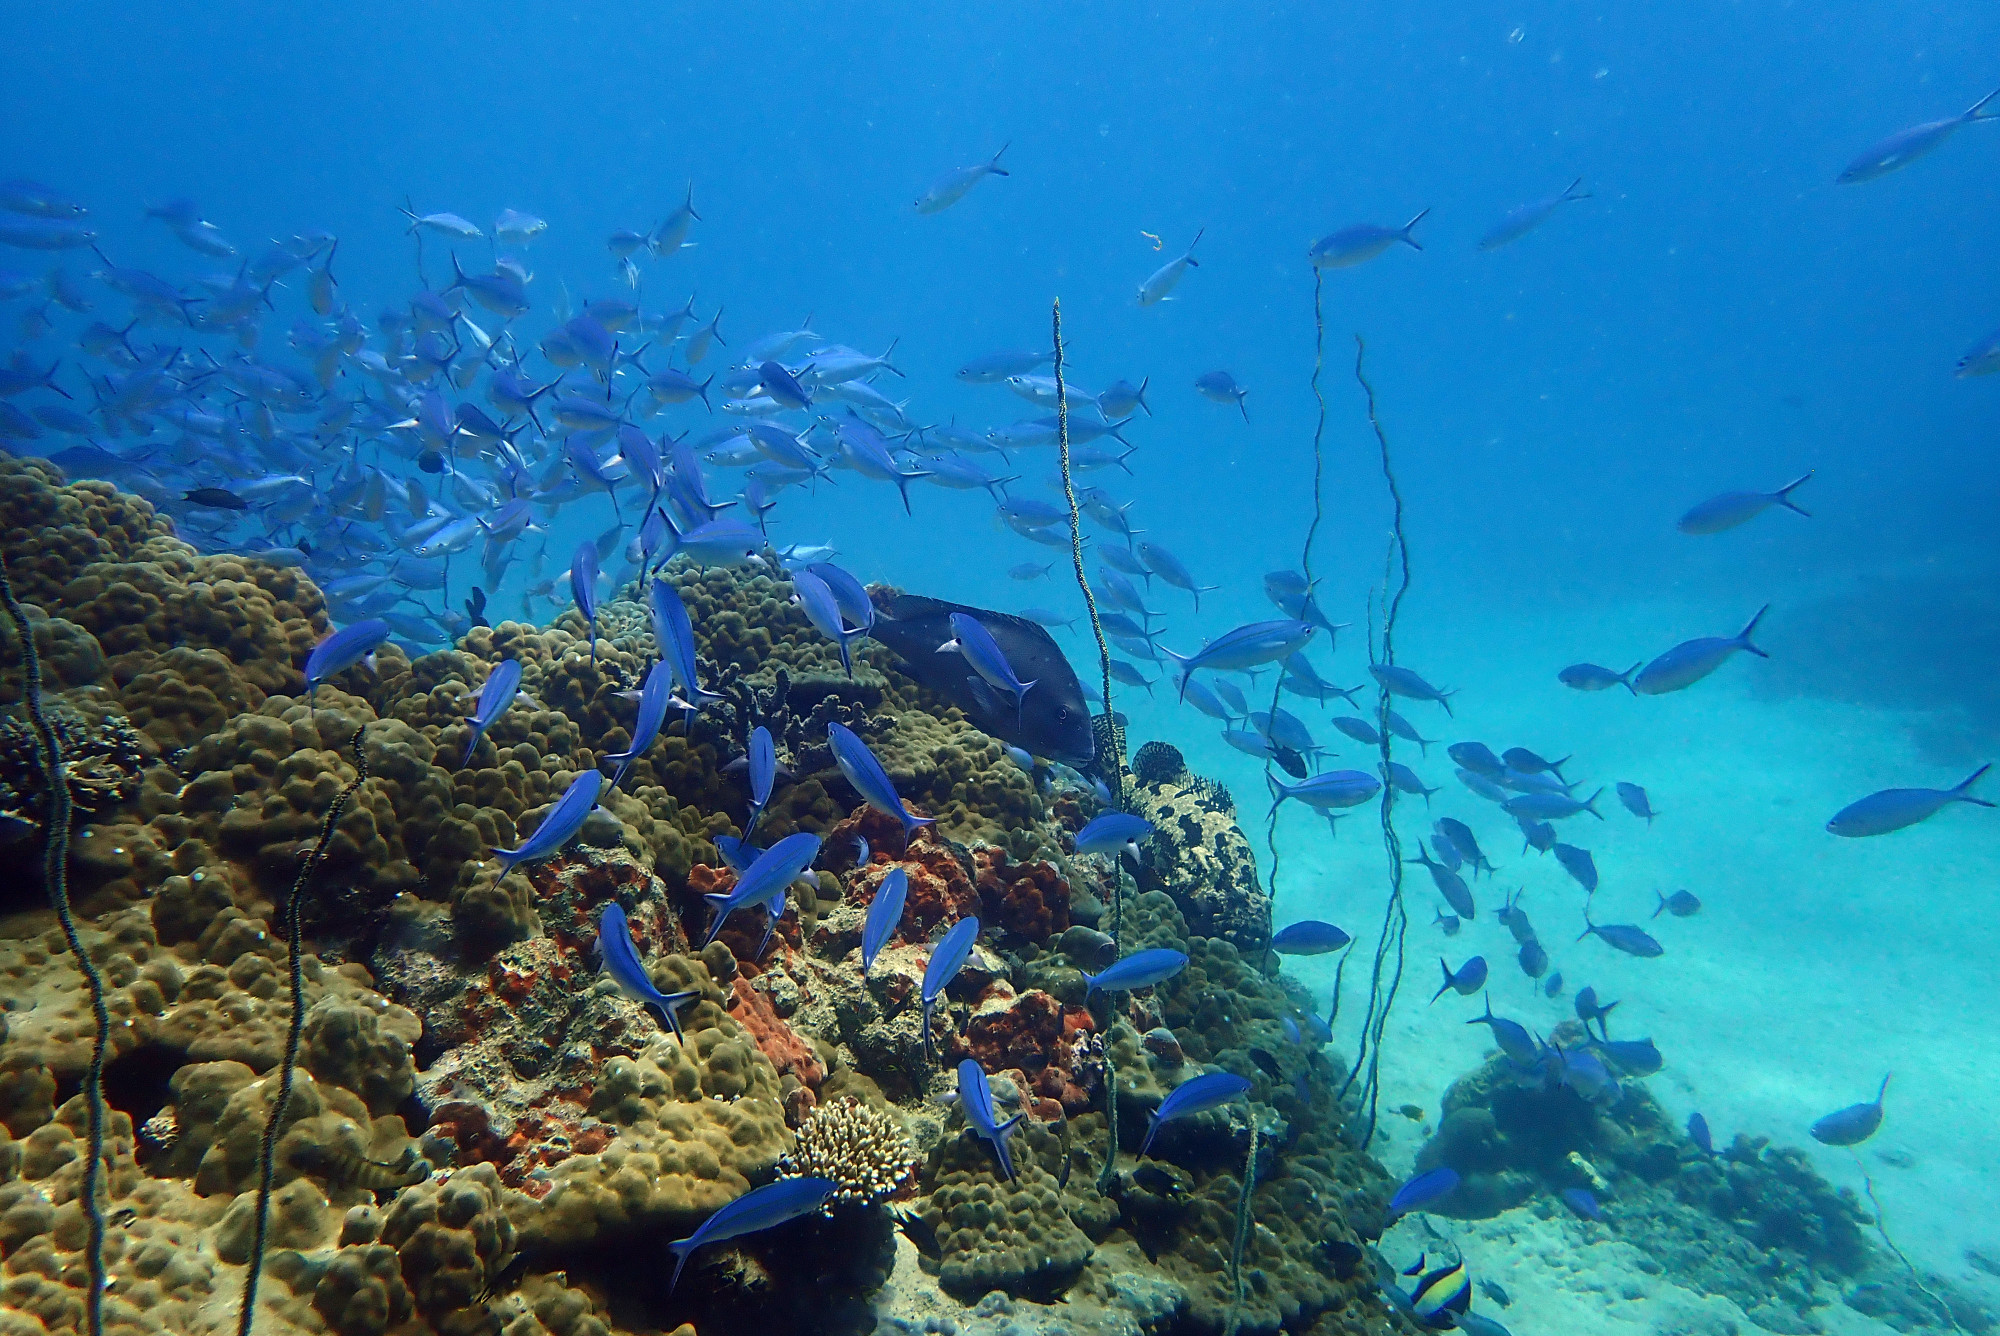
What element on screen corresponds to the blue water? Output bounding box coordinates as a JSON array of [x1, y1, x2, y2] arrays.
[[8, 0, 2000, 1320]]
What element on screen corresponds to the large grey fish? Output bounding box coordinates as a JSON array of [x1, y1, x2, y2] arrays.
[[869, 591, 1095, 764], [915, 144, 1010, 214], [1309, 209, 1427, 268], [1478, 179, 1589, 251], [1826, 764, 1991, 837], [1838, 87, 2000, 184], [1632, 606, 1769, 695]]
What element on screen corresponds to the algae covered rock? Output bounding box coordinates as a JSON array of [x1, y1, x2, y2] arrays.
[[918, 1115, 1095, 1300]]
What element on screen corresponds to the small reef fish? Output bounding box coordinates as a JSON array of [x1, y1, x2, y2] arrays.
[[922, 916, 981, 1055], [1561, 1187, 1604, 1221], [1388, 1166, 1460, 1216], [915, 144, 1010, 214], [1409, 1255, 1472, 1328], [1139, 1070, 1251, 1155], [1479, 178, 1589, 250], [1574, 986, 1618, 1040], [460, 660, 523, 766], [1577, 914, 1662, 959], [183, 487, 247, 509], [742, 726, 779, 839], [943, 1058, 1023, 1178], [1074, 812, 1153, 859], [1838, 86, 2000, 184], [601, 660, 680, 788], [1502, 789, 1603, 822], [1269, 770, 1380, 812], [1518, 937, 1549, 979], [793, 568, 866, 679], [569, 541, 599, 662], [596, 902, 701, 1044], [1654, 889, 1701, 919], [1632, 606, 1769, 695], [1597, 1037, 1663, 1076], [1369, 663, 1454, 715], [1558, 661, 1639, 693], [1448, 742, 1505, 776], [1688, 1112, 1714, 1154], [1826, 764, 1991, 837], [492, 770, 603, 871], [701, 831, 821, 949], [861, 867, 908, 971], [1137, 228, 1202, 306], [1467, 995, 1540, 1067], [1310, 209, 1429, 268], [1615, 781, 1657, 824], [1810, 1075, 1890, 1146], [940, 612, 1036, 724], [650, 577, 727, 711], [1082, 947, 1188, 995], [1430, 956, 1487, 1003], [829, 722, 935, 847], [1193, 370, 1250, 421], [304, 618, 391, 695], [1553, 843, 1598, 893], [1677, 472, 1813, 534], [1270, 921, 1352, 955], [666, 1176, 837, 1291], [1544, 971, 1564, 997], [1409, 842, 1476, 920]]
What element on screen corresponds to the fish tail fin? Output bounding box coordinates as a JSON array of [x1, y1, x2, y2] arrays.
[[989, 142, 1011, 174], [1653, 891, 1667, 919], [1237, 393, 1250, 424], [1135, 375, 1153, 415], [446, 250, 467, 290], [1138, 1114, 1162, 1157], [1583, 787, 1605, 818], [1955, 762, 1994, 805], [1401, 207, 1432, 248], [1266, 771, 1289, 809], [1619, 661, 1642, 694], [1430, 958, 1452, 1004], [1969, 86, 2000, 119], [666, 1239, 695, 1293], [1736, 603, 1771, 657], [1775, 470, 1813, 515], [1439, 688, 1455, 717], [1877, 1072, 1893, 1103], [1564, 177, 1591, 200], [460, 727, 480, 768]]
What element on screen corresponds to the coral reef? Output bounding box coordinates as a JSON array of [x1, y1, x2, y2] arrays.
[[0, 461, 1409, 1336]]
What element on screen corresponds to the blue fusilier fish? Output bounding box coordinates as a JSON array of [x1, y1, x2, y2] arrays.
[[1826, 765, 1991, 837], [1139, 1070, 1252, 1155], [1161, 619, 1312, 699], [806, 561, 876, 641], [1409, 843, 1475, 920], [702, 831, 822, 949], [1577, 913, 1662, 959], [742, 726, 778, 839], [1309, 209, 1429, 268], [304, 618, 391, 698], [1811, 1075, 1890, 1146], [1430, 956, 1487, 1003], [492, 770, 604, 871], [666, 1176, 837, 1292], [1479, 178, 1590, 250], [939, 612, 1036, 725], [1082, 947, 1188, 996], [649, 577, 725, 711], [1838, 86, 2000, 184], [1269, 770, 1381, 812], [1137, 228, 1202, 305], [1561, 1187, 1604, 1222], [861, 867, 908, 971], [942, 1058, 1023, 1179], [756, 360, 812, 411], [1408, 1254, 1472, 1329], [1388, 1166, 1460, 1216], [1615, 782, 1657, 825], [1073, 811, 1153, 859], [922, 915, 980, 1056], [1502, 788, 1604, 821], [1677, 472, 1812, 534], [1632, 606, 1769, 695], [1559, 661, 1640, 693], [828, 722, 935, 848], [1370, 664, 1455, 716], [570, 541, 600, 663], [915, 144, 1010, 214], [596, 902, 702, 1044], [1688, 1111, 1713, 1154], [1467, 995, 1541, 1067], [793, 568, 866, 679], [1270, 921, 1352, 955], [459, 659, 522, 766], [602, 660, 678, 788]]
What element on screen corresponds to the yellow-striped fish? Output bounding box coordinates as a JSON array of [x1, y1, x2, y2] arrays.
[[1411, 1257, 1471, 1328]]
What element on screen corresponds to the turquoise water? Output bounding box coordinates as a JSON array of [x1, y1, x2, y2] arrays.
[[5, 3, 1999, 1330]]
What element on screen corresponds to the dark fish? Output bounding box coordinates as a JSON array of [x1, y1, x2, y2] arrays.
[[289, 1144, 430, 1192], [1272, 744, 1309, 778], [1553, 843, 1598, 893], [1653, 889, 1700, 919], [1577, 915, 1661, 958], [1433, 908, 1461, 936], [1501, 747, 1567, 779], [1389, 1166, 1460, 1215], [1615, 781, 1657, 824], [184, 487, 248, 509], [1827, 765, 1992, 837], [1688, 1112, 1713, 1154], [1518, 937, 1548, 979], [417, 450, 445, 473], [1811, 1075, 1890, 1146], [1435, 817, 1491, 874], [869, 591, 1094, 764], [1558, 661, 1639, 693], [1430, 955, 1487, 1003], [1478, 1278, 1512, 1308], [1518, 817, 1557, 853], [1597, 1037, 1663, 1076], [1448, 741, 1507, 776], [1560, 1187, 1603, 1221], [1543, 971, 1564, 998], [1574, 986, 1618, 1040], [464, 586, 489, 629], [1497, 888, 1536, 944], [1247, 1046, 1283, 1081], [1467, 995, 1540, 1067]]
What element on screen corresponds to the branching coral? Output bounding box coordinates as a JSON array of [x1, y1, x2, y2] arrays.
[[779, 1095, 920, 1209]]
